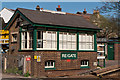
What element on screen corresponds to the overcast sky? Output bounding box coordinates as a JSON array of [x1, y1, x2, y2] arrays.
[[1, 0, 119, 2]]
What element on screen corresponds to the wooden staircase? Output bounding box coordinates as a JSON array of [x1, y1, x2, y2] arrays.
[[91, 65, 120, 78]]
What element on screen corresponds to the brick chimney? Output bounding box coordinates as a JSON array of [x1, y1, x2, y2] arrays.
[[56, 5, 62, 11], [93, 10, 100, 18], [36, 5, 40, 10], [83, 9, 87, 14]]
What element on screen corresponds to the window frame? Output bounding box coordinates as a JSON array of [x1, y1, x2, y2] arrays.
[[45, 60, 55, 69], [59, 32, 77, 50], [37, 31, 57, 50], [81, 60, 89, 67], [21, 31, 33, 50], [79, 33, 94, 50], [11, 32, 18, 42]]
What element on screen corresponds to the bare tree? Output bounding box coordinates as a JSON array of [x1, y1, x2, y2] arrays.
[[92, 0, 119, 39]]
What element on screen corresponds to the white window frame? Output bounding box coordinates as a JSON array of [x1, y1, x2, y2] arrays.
[[79, 34, 94, 50], [81, 60, 89, 67], [59, 32, 77, 50], [21, 31, 33, 50], [45, 60, 55, 68], [37, 31, 57, 50]]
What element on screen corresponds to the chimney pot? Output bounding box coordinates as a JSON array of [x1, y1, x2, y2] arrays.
[[56, 5, 62, 11], [58, 5, 60, 8], [83, 8, 87, 14], [36, 5, 40, 10]]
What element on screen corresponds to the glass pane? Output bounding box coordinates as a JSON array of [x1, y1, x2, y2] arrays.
[[79, 34, 82, 42], [67, 42, 71, 49], [47, 41, 51, 48], [52, 33, 56, 40], [43, 32, 46, 40], [72, 34, 76, 41], [63, 33, 67, 41], [48, 62, 50, 66], [59, 42, 62, 49], [43, 41, 46, 48], [59, 33, 63, 40], [68, 34, 71, 41], [63, 41, 67, 49], [47, 32, 51, 40], [52, 41, 56, 48], [72, 42, 76, 49]]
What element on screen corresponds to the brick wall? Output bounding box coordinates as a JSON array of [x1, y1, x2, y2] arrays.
[[32, 51, 97, 77], [114, 43, 120, 60]]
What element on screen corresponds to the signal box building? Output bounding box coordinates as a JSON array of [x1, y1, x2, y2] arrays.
[[4, 6, 101, 77]]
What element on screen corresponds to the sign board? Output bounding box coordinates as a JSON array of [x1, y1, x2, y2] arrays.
[[97, 56, 105, 59], [34, 56, 37, 59], [93, 62, 97, 66], [61, 52, 77, 59], [37, 56, 41, 62], [26, 57, 31, 61]]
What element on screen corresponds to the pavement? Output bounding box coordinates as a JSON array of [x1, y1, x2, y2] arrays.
[[99, 60, 119, 67]]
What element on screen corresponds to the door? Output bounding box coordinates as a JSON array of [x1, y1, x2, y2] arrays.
[[107, 43, 114, 60], [23, 56, 31, 74]]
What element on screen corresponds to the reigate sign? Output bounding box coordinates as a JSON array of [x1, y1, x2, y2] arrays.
[[61, 52, 77, 59]]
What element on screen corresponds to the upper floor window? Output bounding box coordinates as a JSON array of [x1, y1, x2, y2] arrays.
[[45, 60, 55, 68], [12, 34, 17, 42], [11, 32, 18, 42], [79, 34, 94, 50], [21, 31, 33, 49], [37, 31, 57, 50], [59, 32, 76, 50]]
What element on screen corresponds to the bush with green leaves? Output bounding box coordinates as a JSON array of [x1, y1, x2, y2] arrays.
[[24, 72, 30, 77], [6, 67, 23, 75]]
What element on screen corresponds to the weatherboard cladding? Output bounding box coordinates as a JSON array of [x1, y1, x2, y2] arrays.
[[17, 8, 100, 30]]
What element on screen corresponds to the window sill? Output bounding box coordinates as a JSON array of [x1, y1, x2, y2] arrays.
[[44, 68, 56, 70], [80, 66, 90, 69], [11, 41, 17, 43]]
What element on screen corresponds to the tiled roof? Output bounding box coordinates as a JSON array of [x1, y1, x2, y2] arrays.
[[17, 8, 100, 30]]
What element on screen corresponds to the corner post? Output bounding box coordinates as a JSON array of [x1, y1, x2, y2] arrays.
[[103, 43, 106, 67], [33, 28, 37, 51], [19, 27, 22, 50], [77, 32, 79, 51], [57, 31, 59, 50], [94, 33, 97, 52]]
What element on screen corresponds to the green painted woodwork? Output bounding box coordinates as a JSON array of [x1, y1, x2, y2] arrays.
[[61, 52, 77, 59], [104, 44, 105, 56], [94, 33, 97, 52], [33, 24, 100, 32], [107, 43, 114, 60], [19, 27, 22, 50], [80, 66, 90, 68], [57, 31, 59, 50], [4, 10, 33, 30], [103, 59, 105, 67], [18, 49, 33, 52], [98, 59, 99, 66], [44, 68, 56, 70], [19, 49, 96, 52], [33, 28, 37, 51], [77, 32, 79, 50], [103, 43, 106, 67]]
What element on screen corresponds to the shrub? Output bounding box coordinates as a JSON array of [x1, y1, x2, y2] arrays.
[[6, 67, 23, 75], [24, 72, 30, 77]]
